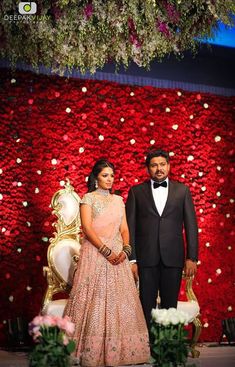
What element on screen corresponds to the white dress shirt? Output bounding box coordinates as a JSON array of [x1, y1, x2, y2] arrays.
[[151, 177, 169, 216]]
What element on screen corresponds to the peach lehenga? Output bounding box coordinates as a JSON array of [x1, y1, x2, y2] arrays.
[[64, 192, 150, 367]]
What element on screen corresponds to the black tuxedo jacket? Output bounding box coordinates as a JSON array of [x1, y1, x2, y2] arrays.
[[126, 179, 198, 267]]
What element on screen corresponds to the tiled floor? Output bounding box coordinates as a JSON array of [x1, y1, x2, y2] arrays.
[[0, 344, 235, 367]]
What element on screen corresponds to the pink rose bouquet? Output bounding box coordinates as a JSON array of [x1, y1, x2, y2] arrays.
[[29, 314, 75, 367]]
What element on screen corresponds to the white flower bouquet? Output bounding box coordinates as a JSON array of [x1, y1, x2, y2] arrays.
[[150, 308, 194, 367]]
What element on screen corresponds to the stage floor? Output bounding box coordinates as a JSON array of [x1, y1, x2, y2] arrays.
[[0, 344, 235, 367]]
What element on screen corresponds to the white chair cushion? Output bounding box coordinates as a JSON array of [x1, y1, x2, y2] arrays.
[[58, 192, 80, 226], [52, 238, 80, 285], [177, 300, 200, 323], [43, 299, 68, 317]]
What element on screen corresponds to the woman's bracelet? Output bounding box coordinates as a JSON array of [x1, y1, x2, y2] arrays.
[[123, 244, 132, 257], [98, 244, 112, 258]]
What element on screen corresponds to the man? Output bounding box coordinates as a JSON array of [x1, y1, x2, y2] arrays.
[[126, 149, 198, 329]]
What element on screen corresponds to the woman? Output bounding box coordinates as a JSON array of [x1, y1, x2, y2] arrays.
[[64, 159, 150, 367]]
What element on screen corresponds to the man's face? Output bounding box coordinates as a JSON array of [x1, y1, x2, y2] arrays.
[[148, 156, 170, 182]]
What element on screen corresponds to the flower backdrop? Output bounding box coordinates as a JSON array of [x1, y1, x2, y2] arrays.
[[0, 68, 234, 344], [0, 0, 235, 73]]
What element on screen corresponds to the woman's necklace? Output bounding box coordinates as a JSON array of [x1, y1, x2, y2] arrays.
[[95, 188, 110, 197]]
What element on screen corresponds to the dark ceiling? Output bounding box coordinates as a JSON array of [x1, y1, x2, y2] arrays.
[[100, 44, 235, 91]]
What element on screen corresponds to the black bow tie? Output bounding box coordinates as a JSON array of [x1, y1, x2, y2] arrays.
[[153, 181, 167, 189]]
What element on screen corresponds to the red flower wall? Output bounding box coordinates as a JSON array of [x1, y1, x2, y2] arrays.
[[0, 68, 234, 343]]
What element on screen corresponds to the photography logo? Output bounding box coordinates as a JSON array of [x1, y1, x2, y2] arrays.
[[18, 2, 37, 15], [3, 1, 49, 22]]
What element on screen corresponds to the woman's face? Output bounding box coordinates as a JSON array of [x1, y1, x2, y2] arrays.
[[97, 167, 114, 190]]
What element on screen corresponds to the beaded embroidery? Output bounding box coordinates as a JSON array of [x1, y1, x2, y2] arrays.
[[81, 192, 113, 218]]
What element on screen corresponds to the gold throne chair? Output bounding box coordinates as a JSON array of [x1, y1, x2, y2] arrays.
[[42, 179, 81, 317], [177, 273, 202, 357]]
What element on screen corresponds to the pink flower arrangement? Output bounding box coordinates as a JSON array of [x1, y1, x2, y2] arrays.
[[29, 315, 75, 367], [29, 314, 75, 340]]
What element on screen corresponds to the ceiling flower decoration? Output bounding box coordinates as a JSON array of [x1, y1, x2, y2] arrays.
[[0, 0, 235, 74]]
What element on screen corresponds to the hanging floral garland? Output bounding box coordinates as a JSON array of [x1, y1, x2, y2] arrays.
[[0, 0, 235, 74]]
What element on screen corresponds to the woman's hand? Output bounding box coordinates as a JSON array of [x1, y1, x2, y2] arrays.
[[112, 251, 127, 265], [107, 251, 119, 265]]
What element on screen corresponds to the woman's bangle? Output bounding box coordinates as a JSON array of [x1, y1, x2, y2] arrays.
[[98, 244, 112, 258], [121, 251, 128, 259], [123, 244, 132, 257]]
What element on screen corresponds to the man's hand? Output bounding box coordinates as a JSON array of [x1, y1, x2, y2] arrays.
[[184, 259, 197, 277], [131, 263, 139, 283]]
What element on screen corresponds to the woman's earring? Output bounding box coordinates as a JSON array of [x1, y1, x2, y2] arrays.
[[95, 180, 98, 189]]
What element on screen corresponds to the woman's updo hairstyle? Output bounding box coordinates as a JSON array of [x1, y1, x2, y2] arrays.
[[87, 159, 115, 192]]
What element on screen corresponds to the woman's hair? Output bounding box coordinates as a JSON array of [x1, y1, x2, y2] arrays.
[[145, 149, 170, 167], [87, 159, 115, 192]]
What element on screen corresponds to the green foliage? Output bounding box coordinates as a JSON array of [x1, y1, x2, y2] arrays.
[[0, 0, 234, 74], [29, 326, 75, 367], [150, 322, 193, 367]]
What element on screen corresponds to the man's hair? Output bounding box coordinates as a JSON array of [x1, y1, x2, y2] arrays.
[[145, 149, 170, 167]]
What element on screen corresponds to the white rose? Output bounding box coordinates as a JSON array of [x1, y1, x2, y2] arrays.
[[162, 317, 170, 326], [169, 314, 180, 325], [178, 310, 189, 325], [151, 308, 158, 322], [157, 309, 168, 324]]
